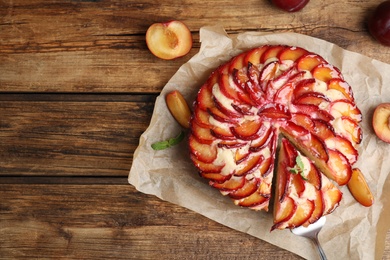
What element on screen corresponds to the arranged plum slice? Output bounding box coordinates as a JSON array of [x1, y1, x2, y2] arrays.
[[236, 184, 271, 209], [212, 176, 246, 191], [228, 178, 259, 199], [191, 120, 215, 144], [278, 46, 309, 62], [328, 78, 354, 102], [244, 45, 270, 66], [196, 82, 215, 111], [326, 149, 353, 185], [201, 172, 232, 183], [190, 154, 225, 173], [260, 45, 286, 63], [294, 92, 330, 107], [258, 103, 291, 120], [312, 63, 343, 83], [321, 176, 343, 214], [334, 116, 363, 144], [189, 135, 218, 163], [312, 119, 335, 140], [228, 52, 247, 73], [325, 135, 358, 164], [329, 100, 362, 122], [234, 153, 264, 176], [292, 78, 317, 99], [231, 119, 263, 140], [296, 53, 326, 72]]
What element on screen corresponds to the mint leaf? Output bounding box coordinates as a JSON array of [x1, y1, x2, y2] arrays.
[[151, 141, 170, 150], [151, 131, 185, 150], [289, 167, 299, 175], [296, 155, 304, 171], [168, 131, 185, 146]]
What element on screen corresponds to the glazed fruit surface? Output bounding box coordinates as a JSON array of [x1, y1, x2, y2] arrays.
[[189, 45, 362, 228]]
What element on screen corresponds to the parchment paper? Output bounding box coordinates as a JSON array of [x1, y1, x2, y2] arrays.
[[129, 25, 390, 260]]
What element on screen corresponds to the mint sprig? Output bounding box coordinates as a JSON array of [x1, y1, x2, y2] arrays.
[[151, 131, 185, 150], [289, 155, 308, 180]]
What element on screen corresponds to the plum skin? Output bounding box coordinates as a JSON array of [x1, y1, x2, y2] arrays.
[[271, 0, 310, 12], [368, 0, 390, 46]]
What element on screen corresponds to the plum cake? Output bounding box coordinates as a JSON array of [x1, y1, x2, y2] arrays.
[[188, 45, 362, 230]]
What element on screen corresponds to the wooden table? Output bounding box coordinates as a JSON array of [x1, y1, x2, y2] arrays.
[[1, 1, 390, 259]]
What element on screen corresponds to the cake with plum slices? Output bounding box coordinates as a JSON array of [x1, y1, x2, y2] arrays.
[[188, 45, 362, 230]]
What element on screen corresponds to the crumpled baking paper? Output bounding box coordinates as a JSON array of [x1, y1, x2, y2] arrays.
[[129, 25, 390, 260]]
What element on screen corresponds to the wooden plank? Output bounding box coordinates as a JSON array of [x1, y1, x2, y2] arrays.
[[0, 96, 156, 176], [1, 0, 390, 93], [0, 184, 303, 259]]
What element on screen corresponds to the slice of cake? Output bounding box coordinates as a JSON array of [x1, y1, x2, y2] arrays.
[[272, 138, 342, 230]]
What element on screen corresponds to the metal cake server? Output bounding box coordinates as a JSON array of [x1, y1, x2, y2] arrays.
[[291, 216, 327, 260]]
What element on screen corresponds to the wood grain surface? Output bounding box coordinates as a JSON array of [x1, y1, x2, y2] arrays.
[[1, 0, 390, 259]]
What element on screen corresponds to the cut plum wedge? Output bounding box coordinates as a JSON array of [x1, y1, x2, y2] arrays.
[[321, 176, 343, 214], [190, 154, 225, 173], [294, 92, 330, 107], [335, 116, 362, 144], [196, 83, 215, 111], [236, 184, 271, 209], [328, 78, 354, 102], [191, 120, 215, 144], [329, 100, 362, 122], [234, 153, 264, 176], [231, 120, 262, 140], [325, 135, 358, 164], [260, 45, 286, 63], [278, 46, 309, 62], [201, 172, 232, 183], [258, 103, 291, 120], [297, 53, 326, 72], [312, 63, 343, 82], [212, 176, 246, 191], [244, 45, 270, 66], [219, 73, 242, 102], [228, 178, 259, 199], [189, 135, 218, 163]]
